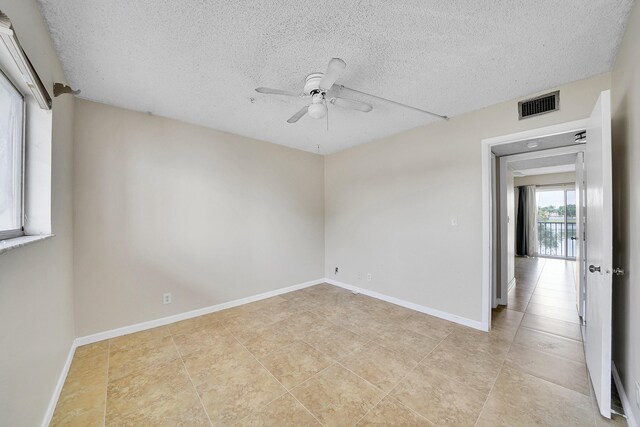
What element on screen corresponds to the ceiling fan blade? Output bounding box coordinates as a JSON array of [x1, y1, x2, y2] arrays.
[[287, 106, 308, 123], [255, 87, 300, 97], [319, 58, 346, 91], [330, 97, 373, 112]]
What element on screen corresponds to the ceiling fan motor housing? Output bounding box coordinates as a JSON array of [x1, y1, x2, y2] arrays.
[[304, 73, 324, 95]]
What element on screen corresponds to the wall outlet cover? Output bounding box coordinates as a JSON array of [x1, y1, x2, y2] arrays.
[[163, 293, 172, 304], [366, 273, 372, 281]]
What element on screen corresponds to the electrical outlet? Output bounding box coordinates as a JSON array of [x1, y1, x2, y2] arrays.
[[335, 266, 339, 274], [635, 381, 640, 409], [357, 272, 362, 281], [163, 293, 172, 304], [367, 273, 372, 281]]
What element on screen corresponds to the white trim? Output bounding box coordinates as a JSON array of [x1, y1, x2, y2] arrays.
[[75, 278, 325, 346], [324, 279, 484, 330], [40, 341, 77, 427], [508, 277, 517, 293], [612, 362, 638, 427], [481, 118, 588, 332]]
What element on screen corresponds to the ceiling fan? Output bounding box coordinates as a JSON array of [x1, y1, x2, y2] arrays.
[[255, 58, 373, 123]]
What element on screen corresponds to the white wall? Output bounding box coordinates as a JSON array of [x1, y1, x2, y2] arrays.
[[325, 73, 610, 323], [73, 100, 325, 336], [611, 0, 640, 423], [514, 171, 576, 187], [0, 1, 75, 426]]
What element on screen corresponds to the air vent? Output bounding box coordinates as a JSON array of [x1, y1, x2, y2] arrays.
[[518, 91, 559, 119]]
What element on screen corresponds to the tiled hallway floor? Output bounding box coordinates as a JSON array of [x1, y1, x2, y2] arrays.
[[52, 263, 627, 426]]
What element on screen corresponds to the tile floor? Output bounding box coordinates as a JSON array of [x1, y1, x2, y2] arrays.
[[51, 259, 628, 426]]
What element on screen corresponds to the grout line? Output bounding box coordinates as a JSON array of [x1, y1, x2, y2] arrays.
[[169, 336, 214, 427], [352, 330, 453, 426], [225, 329, 326, 426]]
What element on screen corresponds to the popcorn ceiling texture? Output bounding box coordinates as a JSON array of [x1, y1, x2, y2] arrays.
[[38, 0, 633, 154]]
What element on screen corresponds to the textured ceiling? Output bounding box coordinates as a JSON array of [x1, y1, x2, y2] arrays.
[[38, 1, 633, 154]]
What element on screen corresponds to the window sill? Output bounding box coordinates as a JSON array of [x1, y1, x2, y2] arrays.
[[0, 234, 55, 254]]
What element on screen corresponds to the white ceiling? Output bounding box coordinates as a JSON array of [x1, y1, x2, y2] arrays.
[[38, 0, 633, 154], [491, 131, 584, 157], [509, 152, 578, 176]]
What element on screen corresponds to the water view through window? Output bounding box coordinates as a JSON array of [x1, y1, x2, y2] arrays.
[[537, 188, 576, 258]]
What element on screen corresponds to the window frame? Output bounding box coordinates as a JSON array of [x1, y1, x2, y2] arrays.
[[0, 66, 25, 241]]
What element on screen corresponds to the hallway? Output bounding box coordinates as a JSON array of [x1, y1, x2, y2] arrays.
[[499, 257, 627, 426]]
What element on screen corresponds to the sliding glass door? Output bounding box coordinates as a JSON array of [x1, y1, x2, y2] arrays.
[[537, 187, 577, 259]]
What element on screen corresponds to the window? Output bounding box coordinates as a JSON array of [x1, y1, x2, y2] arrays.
[[0, 69, 24, 240], [536, 187, 576, 259]]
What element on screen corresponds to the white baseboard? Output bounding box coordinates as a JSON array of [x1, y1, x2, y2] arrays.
[[74, 278, 325, 347], [508, 277, 516, 292], [324, 278, 484, 330], [613, 361, 638, 427], [40, 340, 77, 427]]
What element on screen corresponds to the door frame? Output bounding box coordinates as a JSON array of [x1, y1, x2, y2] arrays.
[[480, 119, 587, 331]]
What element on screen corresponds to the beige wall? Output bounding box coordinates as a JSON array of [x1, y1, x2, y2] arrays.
[[611, 0, 640, 423], [514, 172, 576, 187], [0, 1, 76, 426], [73, 100, 325, 336], [325, 73, 610, 322]]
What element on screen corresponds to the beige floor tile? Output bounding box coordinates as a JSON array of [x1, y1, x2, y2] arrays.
[[109, 326, 170, 350], [196, 360, 287, 424], [303, 323, 371, 359], [166, 312, 221, 335], [249, 298, 308, 323], [105, 358, 206, 425], [51, 343, 109, 426], [259, 340, 333, 390], [514, 326, 585, 363], [313, 304, 384, 340], [532, 286, 577, 299], [340, 341, 418, 393], [222, 310, 280, 343], [477, 366, 593, 426], [108, 335, 180, 381], [506, 294, 530, 312], [505, 343, 590, 395], [526, 301, 581, 324], [356, 396, 433, 426], [181, 340, 254, 387], [491, 306, 524, 331], [172, 325, 235, 357], [51, 407, 105, 427], [401, 312, 458, 341], [291, 363, 385, 427], [244, 323, 297, 358], [237, 393, 320, 426], [73, 341, 109, 359], [373, 325, 441, 363], [276, 310, 337, 339], [521, 312, 583, 341], [529, 293, 579, 309], [421, 340, 503, 394], [443, 327, 513, 361], [391, 362, 487, 426]]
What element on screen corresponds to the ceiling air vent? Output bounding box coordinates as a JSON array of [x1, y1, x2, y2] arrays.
[[518, 91, 559, 120]]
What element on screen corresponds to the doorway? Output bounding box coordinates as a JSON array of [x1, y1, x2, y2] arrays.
[[536, 186, 577, 259], [481, 90, 615, 419]]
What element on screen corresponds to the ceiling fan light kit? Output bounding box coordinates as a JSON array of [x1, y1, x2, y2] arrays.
[[255, 57, 448, 125]]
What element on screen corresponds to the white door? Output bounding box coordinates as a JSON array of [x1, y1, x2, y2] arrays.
[[575, 152, 586, 317], [584, 90, 613, 418]]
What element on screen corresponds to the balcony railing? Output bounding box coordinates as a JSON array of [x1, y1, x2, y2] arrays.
[[538, 221, 576, 258]]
